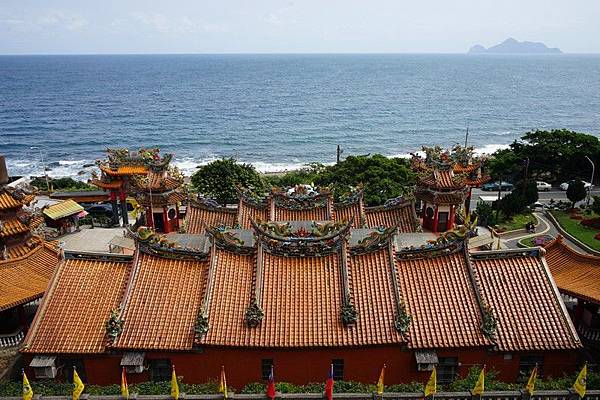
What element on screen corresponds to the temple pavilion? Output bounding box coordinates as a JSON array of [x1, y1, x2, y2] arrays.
[[91, 148, 185, 233], [0, 155, 59, 345], [21, 183, 582, 386], [412, 146, 489, 233]]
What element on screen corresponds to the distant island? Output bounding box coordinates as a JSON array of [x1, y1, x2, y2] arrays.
[[468, 38, 562, 54]]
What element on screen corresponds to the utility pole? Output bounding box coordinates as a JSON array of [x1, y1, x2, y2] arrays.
[[30, 146, 50, 191], [524, 157, 530, 183], [464, 126, 469, 148], [336, 145, 343, 164], [585, 156, 595, 207]]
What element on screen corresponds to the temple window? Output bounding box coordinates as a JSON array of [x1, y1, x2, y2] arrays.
[[518, 355, 544, 382], [437, 357, 458, 385], [149, 359, 171, 382], [332, 359, 344, 380], [261, 359, 273, 380]]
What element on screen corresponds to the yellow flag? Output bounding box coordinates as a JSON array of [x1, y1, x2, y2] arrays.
[[376, 365, 386, 395], [121, 367, 129, 399], [573, 364, 587, 399], [22, 371, 33, 400], [219, 366, 228, 399], [525, 365, 537, 396], [424, 367, 437, 397], [72, 368, 85, 400], [472, 366, 485, 396], [170, 366, 179, 400]]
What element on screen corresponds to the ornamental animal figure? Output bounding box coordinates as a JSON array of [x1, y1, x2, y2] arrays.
[[436, 208, 478, 244], [311, 220, 346, 237]]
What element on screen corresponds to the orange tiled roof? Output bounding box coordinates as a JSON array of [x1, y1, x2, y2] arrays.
[[250, 252, 350, 347], [470, 250, 580, 351], [6, 241, 39, 259], [273, 205, 330, 222], [186, 201, 237, 234], [203, 250, 256, 346], [203, 247, 406, 348], [396, 247, 490, 349], [334, 202, 365, 228], [0, 191, 24, 209], [415, 188, 467, 205], [145, 172, 181, 191], [419, 169, 465, 190], [22, 254, 131, 354], [238, 201, 269, 229], [348, 247, 406, 345], [453, 163, 480, 173], [100, 165, 148, 176], [0, 242, 59, 312], [90, 179, 124, 190], [0, 217, 30, 238], [136, 190, 186, 207], [114, 253, 208, 350], [544, 237, 600, 304], [364, 202, 419, 232]]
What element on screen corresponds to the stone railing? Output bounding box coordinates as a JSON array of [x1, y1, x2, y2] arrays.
[[1, 391, 599, 400], [0, 329, 24, 348]]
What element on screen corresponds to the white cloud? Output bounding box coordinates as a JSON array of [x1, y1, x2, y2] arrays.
[[128, 12, 228, 35], [0, 9, 87, 33]]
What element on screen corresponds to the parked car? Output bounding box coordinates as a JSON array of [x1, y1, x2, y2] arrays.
[[536, 181, 552, 191], [85, 203, 114, 217], [481, 181, 514, 191], [559, 180, 592, 191]]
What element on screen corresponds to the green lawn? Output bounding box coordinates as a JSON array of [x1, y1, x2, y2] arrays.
[[497, 213, 536, 232], [551, 211, 600, 251]]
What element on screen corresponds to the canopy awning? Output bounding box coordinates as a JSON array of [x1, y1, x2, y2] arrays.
[[30, 355, 56, 367], [415, 350, 438, 364], [43, 199, 84, 220], [121, 352, 145, 366]]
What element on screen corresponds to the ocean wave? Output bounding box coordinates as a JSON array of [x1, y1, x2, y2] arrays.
[[6, 143, 512, 180]]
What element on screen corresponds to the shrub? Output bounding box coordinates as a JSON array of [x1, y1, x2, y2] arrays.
[[581, 217, 600, 230], [190, 158, 265, 205]]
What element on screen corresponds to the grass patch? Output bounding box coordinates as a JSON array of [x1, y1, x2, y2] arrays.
[[551, 211, 600, 251], [497, 213, 535, 232]]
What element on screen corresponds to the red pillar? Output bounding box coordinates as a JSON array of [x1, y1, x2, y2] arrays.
[[448, 205, 456, 230], [146, 206, 154, 228], [162, 206, 170, 233], [174, 204, 180, 231], [432, 205, 439, 233]]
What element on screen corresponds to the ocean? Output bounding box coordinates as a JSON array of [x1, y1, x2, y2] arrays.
[[1, 53, 599, 178]]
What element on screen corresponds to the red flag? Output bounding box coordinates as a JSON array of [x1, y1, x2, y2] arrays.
[[325, 364, 334, 400], [266, 365, 276, 400]]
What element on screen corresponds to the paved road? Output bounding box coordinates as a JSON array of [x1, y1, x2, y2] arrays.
[[470, 188, 600, 210]]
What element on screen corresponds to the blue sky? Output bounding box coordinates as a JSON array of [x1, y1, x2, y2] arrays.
[[1, 0, 599, 54]]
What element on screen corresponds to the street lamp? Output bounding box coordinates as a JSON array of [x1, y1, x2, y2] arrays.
[[30, 146, 50, 191], [584, 156, 595, 207]]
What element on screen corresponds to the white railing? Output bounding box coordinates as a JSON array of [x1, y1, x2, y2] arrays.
[[0, 329, 24, 348], [578, 323, 600, 342]]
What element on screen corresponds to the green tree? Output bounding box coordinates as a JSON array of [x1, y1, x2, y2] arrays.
[[495, 190, 524, 218], [315, 154, 415, 206], [489, 129, 600, 184], [566, 179, 587, 209], [475, 201, 496, 226], [190, 158, 264, 205], [515, 179, 538, 206]]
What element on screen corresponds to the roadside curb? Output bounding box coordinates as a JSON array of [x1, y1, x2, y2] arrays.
[[544, 211, 600, 256]]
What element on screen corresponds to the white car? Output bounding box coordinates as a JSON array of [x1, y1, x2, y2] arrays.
[[559, 180, 592, 191], [536, 181, 552, 191]]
